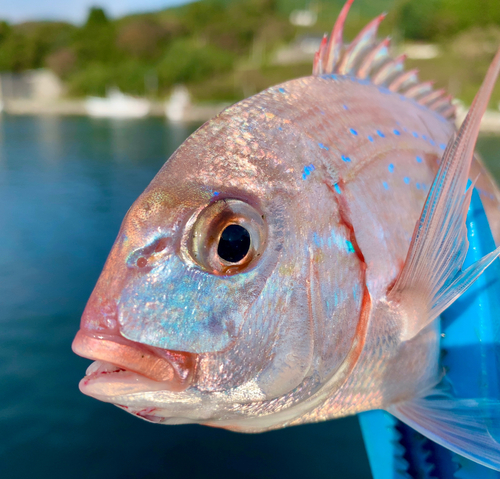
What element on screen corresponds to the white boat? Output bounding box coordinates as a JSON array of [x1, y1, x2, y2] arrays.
[[85, 88, 150, 118], [165, 85, 191, 122]]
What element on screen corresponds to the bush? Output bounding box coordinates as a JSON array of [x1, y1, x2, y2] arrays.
[[396, 0, 441, 41], [116, 19, 168, 60], [66, 63, 116, 96], [157, 39, 234, 87]]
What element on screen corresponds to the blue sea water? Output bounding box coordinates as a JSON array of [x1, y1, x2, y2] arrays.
[[0, 115, 375, 479]]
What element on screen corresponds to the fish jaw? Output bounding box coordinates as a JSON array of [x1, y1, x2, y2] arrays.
[[72, 328, 196, 401]]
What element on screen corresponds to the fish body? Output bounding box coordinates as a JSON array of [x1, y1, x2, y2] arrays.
[[73, 0, 500, 468]]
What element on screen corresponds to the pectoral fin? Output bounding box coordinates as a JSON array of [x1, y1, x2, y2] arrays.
[[388, 386, 500, 471], [388, 47, 500, 342]]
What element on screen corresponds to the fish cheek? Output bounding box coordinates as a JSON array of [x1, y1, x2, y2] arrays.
[[116, 253, 268, 354]]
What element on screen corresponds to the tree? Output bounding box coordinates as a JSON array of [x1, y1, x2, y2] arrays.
[[75, 7, 116, 64], [157, 39, 234, 87], [116, 19, 167, 59], [397, 0, 442, 40]]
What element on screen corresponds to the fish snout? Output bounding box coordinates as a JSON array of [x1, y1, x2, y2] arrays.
[[81, 297, 120, 334], [74, 297, 196, 392]]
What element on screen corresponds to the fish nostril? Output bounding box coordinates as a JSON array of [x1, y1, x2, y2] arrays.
[[128, 236, 173, 269], [154, 237, 171, 253]]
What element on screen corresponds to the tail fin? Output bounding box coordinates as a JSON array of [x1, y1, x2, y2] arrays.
[[388, 46, 500, 342]]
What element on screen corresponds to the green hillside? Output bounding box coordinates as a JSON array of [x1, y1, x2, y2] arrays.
[[0, 0, 498, 104]]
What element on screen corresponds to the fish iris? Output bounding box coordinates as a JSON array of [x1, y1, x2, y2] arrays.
[[217, 224, 251, 263]]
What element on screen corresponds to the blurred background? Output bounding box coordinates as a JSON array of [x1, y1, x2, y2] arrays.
[[1, 1, 500, 478]]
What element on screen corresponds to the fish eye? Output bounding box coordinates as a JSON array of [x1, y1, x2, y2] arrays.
[[217, 224, 251, 263], [186, 199, 266, 275]]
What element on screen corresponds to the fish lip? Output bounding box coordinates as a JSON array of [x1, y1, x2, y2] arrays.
[[77, 359, 179, 402], [72, 329, 195, 391]]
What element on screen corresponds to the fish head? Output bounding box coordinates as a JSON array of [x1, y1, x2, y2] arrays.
[[73, 94, 365, 431]]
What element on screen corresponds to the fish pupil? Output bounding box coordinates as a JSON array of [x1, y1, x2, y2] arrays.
[[217, 224, 250, 263]]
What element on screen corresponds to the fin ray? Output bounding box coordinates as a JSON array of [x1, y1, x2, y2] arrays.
[[313, 0, 455, 120], [389, 387, 500, 471], [388, 47, 500, 341]]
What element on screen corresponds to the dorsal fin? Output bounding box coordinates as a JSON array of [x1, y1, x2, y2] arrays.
[[313, 0, 456, 122]]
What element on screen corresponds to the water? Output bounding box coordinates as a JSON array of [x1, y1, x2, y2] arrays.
[[0, 115, 373, 479]]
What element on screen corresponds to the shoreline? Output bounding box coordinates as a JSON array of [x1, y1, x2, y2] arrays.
[[2, 99, 500, 133], [0, 98, 228, 123]]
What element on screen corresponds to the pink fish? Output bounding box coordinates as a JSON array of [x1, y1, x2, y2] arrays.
[[73, 0, 500, 469]]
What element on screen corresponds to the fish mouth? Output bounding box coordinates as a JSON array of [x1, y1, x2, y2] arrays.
[[72, 330, 196, 401]]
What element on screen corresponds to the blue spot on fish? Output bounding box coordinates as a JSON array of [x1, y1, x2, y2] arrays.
[[302, 164, 315, 180], [429, 139, 436, 146], [341, 155, 351, 162], [412, 132, 419, 138], [404, 177, 411, 184], [278, 88, 286, 93], [439, 143, 446, 150], [377, 130, 385, 138], [346, 240, 355, 253], [416, 156, 423, 163], [350, 128, 358, 136], [368, 135, 374, 142], [213, 191, 220, 196], [393, 129, 401, 136], [388, 164, 394, 173], [278, 126, 283, 131], [383, 181, 389, 190], [416, 182, 421, 190], [318, 143, 329, 150], [343, 105, 348, 110], [334, 183, 341, 194], [313, 232, 321, 247], [422, 135, 428, 141]]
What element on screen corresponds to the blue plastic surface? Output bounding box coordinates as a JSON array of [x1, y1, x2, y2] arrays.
[[359, 189, 500, 478]]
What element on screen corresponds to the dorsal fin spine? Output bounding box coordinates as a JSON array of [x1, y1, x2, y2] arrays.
[[431, 95, 454, 112], [314, 0, 456, 122], [372, 54, 406, 86], [337, 13, 386, 75], [313, 35, 328, 76], [418, 89, 446, 107], [324, 0, 354, 74], [357, 38, 390, 79], [404, 81, 434, 100], [388, 68, 419, 92]]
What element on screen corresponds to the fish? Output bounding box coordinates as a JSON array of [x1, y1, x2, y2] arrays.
[[73, 0, 500, 469]]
